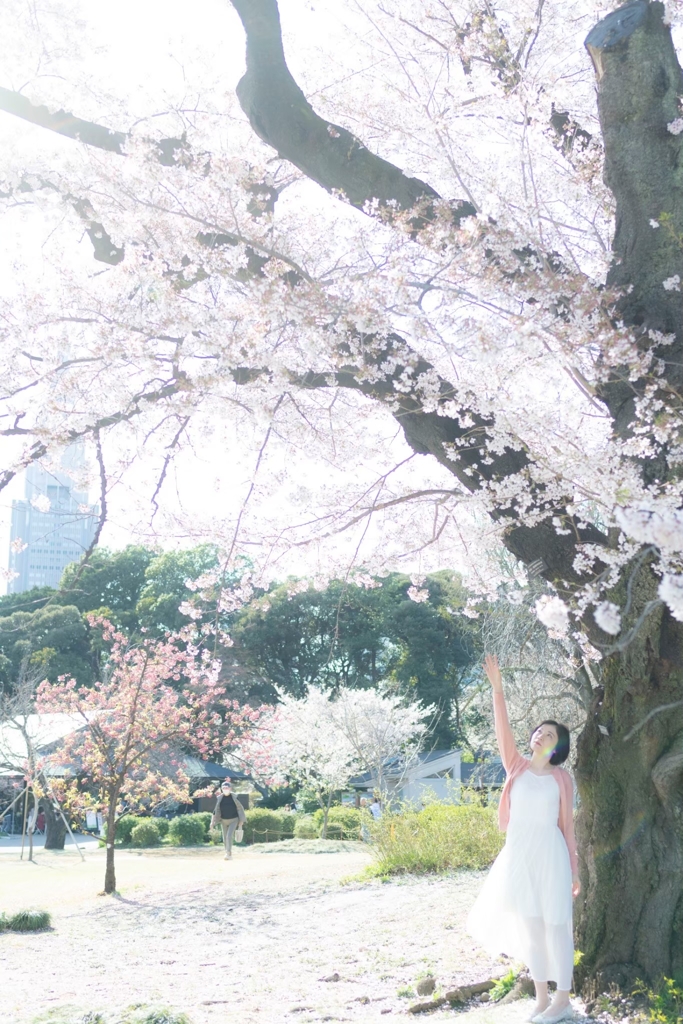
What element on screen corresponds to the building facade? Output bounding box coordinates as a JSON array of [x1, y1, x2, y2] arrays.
[[8, 453, 99, 594]]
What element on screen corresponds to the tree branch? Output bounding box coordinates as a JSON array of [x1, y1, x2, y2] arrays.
[[229, 0, 475, 227], [0, 86, 187, 166]]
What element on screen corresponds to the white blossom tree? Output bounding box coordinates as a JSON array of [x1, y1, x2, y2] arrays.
[[253, 690, 360, 838], [330, 687, 432, 797], [1, 0, 683, 986]]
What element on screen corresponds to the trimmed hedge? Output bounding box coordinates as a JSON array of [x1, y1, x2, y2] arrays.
[[113, 814, 142, 845], [293, 815, 319, 839], [168, 813, 206, 846], [241, 808, 286, 844], [194, 811, 212, 839], [314, 806, 363, 839], [154, 817, 170, 839], [131, 820, 161, 847], [277, 811, 297, 839]]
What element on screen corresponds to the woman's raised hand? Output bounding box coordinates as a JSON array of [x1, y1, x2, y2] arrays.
[[483, 654, 503, 693]]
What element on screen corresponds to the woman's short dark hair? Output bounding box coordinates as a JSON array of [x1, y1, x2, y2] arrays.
[[530, 719, 570, 765]]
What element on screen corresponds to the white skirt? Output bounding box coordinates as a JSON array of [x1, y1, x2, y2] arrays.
[[467, 772, 573, 986]]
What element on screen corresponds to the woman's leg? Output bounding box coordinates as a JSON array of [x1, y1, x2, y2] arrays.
[[522, 918, 551, 1018], [542, 922, 574, 1013]]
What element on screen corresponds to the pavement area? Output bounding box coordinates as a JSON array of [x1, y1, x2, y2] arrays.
[[0, 832, 101, 854]]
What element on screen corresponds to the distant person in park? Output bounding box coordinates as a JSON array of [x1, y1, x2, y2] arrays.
[[211, 779, 246, 860], [467, 654, 579, 1024], [369, 797, 382, 820]]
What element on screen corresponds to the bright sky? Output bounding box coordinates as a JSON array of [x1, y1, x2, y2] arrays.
[[0, 0, 463, 592]]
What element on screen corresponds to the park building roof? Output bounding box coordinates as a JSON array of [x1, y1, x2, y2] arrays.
[[0, 714, 249, 790]]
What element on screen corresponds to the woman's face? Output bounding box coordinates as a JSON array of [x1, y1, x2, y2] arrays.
[[530, 723, 558, 760], [221, 784, 231, 795]]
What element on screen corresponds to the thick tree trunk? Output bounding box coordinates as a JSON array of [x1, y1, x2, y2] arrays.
[[571, 3, 683, 988], [575, 560, 683, 988], [42, 798, 67, 851]]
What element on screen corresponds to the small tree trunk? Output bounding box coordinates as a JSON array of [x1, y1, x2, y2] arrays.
[[321, 790, 334, 839], [43, 799, 67, 850], [103, 796, 118, 894]]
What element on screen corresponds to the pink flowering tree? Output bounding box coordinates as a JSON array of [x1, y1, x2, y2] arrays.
[[37, 617, 265, 894]]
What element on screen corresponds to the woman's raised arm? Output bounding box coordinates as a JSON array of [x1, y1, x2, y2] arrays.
[[484, 654, 523, 774]]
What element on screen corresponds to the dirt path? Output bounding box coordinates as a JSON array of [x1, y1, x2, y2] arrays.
[[1, 841, 522, 1024]]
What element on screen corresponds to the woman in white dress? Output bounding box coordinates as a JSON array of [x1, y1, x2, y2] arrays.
[[467, 655, 580, 1024]]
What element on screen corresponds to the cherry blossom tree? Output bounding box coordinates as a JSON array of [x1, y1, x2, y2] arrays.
[[240, 690, 360, 837], [36, 617, 262, 893], [1, 0, 683, 985], [329, 687, 433, 797]]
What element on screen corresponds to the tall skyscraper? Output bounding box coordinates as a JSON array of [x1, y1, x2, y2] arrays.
[[7, 448, 99, 594]]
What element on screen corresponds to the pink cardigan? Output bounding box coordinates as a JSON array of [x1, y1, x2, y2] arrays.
[[493, 690, 578, 877]]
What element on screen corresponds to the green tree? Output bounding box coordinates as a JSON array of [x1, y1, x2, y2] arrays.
[[0, 587, 54, 617], [0, 605, 93, 689], [232, 571, 481, 746], [59, 545, 155, 632], [379, 572, 480, 749], [135, 544, 222, 635]]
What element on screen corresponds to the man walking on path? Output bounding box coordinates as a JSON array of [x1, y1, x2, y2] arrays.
[[211, 779, 246, 859]]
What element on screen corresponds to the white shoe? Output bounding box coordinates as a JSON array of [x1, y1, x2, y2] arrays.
[[224, 854, 232, 860], [527, 1006, 550, 1022], [533, 1004, 573, 1024]]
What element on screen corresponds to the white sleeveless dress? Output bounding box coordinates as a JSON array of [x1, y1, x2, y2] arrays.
[[467, 769, 574, 987]]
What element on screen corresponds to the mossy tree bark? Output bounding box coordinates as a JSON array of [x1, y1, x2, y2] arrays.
[[575, 567, 683, 989], [573, 2, 683, 988]]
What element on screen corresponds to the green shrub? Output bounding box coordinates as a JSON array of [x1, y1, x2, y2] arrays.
[[635, 975, 683, 1024], [312, 805, 363, 839], [369, 802, 504, 876], [6, 909, 51, 931], [194, 811, 212, 839], [113, 814, 142, 845], [242, 808, 285, 844], [293, 814, 319, 839], [209, 826, 223, 845], [154, 817, 170, 839], [167, 813, 206, 846], [328, 806, 362, 839], [131, 820, 161, 847], [277, 811, 297, 838]]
